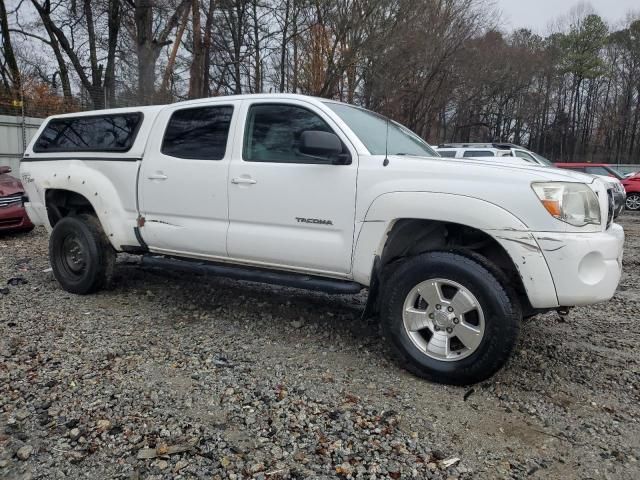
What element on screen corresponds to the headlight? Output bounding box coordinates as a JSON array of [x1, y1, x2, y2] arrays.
[[531, 182, 601, 226]]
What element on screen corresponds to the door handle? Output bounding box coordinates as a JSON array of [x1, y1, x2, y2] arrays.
[[148, 173, 168, 180], [231, 177, 257, 185]]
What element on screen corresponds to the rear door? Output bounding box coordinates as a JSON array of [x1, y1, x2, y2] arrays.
[[226, 100, 358, 275], [139, 102, 238, 257]]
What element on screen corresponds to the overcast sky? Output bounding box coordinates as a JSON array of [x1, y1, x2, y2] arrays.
[[497, 0, 639, 32]]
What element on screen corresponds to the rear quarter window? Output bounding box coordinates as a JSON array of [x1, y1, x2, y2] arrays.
[[437, 150, 457, 158], [33, 113, 142, 153]]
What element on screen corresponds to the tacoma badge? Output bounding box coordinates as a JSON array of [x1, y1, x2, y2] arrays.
[[295, 217, 334, 226]]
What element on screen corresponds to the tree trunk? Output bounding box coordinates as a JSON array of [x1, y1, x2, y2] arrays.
[[202, 0, 215, 96], [135, 0, 156, 104], [0, 0, 21, 96], [279, 0, 290, 92], [188, 0, 204, 98], [252, 0, 261, 93], [104, 0, 120, 108]]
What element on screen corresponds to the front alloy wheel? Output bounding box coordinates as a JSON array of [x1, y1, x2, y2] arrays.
[[403, 279, 485, 361], [380, 251, 521, 385], [626, 193, 640, 211]]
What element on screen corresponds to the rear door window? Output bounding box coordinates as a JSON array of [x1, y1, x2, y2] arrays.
[[34, 113, 142, 153], [161, 106, 234, 160], [463, 150, 494, 157]]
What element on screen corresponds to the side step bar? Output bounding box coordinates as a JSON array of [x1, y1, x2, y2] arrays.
[[141, 256, 364, 294]]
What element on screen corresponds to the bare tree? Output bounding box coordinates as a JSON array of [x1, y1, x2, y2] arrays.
[[132, 0, 190, 103]]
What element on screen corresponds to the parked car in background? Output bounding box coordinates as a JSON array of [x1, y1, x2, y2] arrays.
[[555, 163, 629, 214], [554, 163, 625, 179], [0, 166, 34, 234], [435, 144, 515, 159], [621, 173, 640, 211], [435, 143, 554, 166], [613, 165, 639, 177]]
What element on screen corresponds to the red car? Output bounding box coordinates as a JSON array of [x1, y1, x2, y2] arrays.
[[622, 173, 640, 211], [0, 165, 34, 233]]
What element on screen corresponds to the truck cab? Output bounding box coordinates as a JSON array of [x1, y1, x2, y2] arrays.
[[20, 94, 625, 385]]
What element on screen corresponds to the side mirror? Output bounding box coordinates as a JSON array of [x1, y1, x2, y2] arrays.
[[0, 166, 11, 174], [300, 130, 343, 157]]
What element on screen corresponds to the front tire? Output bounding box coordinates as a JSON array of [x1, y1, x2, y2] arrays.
[[380, 251, 521, 385], [626, 193, 640, 211], [49, 214, 116, 294]]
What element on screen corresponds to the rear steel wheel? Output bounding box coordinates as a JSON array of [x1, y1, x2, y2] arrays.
[[49, 214, 115, 294]]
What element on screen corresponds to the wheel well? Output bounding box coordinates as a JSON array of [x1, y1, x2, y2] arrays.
[[375, 218, 530, 311], [45, 189, 97, 227]]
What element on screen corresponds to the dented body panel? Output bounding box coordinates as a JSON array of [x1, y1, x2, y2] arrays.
[[21, 160, 141, 248], [351, 192, 560, 308]]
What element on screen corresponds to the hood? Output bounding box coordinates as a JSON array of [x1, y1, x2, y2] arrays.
[[0, 173, 25, 197], [366, 154, 609, 232], [400, 155, 597, 184], [622, 173, 640, 185]]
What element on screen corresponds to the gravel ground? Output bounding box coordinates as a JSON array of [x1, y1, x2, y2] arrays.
[[1, 213, 639, 480]]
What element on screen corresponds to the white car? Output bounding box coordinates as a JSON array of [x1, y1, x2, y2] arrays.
[[20, 94, 624, 385], [435, 143, 552, 165]]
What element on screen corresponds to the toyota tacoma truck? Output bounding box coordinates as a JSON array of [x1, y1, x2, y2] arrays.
[[20, 94, 624, 385]]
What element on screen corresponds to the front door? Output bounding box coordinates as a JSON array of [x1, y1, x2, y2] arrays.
[[139, 102, 238, 257], [227, 100, 358, 276]]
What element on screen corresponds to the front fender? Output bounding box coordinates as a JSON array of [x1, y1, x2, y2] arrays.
[[352, 192, 559, 308]]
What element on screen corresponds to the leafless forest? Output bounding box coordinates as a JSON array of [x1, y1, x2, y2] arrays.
[[0, 0, 639, 163]]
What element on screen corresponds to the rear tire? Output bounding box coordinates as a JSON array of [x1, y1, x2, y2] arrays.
[[49, 214, 115, 294], [380, 251, 521, 385]]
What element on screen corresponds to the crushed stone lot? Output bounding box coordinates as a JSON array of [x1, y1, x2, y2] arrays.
[[1, 214, 639, 480]]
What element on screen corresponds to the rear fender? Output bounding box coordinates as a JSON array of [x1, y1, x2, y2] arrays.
[[21, 160, 140, 249]]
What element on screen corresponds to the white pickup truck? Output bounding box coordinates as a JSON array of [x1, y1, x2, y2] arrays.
[[20, 94, 624, 385]]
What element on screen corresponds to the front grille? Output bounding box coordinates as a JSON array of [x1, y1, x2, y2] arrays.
[[0, 194, 22, 208], [606, 188, 614, 229]]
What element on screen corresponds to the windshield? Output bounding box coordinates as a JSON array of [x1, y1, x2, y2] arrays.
[[531, 152, 554, 167], [324, 102, 438, 157], [604, 167, 625, 180]]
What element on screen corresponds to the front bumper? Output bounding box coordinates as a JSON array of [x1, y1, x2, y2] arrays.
[[0, 201, 34, 233], [535, 224, 624, 307]]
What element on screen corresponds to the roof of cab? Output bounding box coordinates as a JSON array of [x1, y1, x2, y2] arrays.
[[43, 93, 334, 121]]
